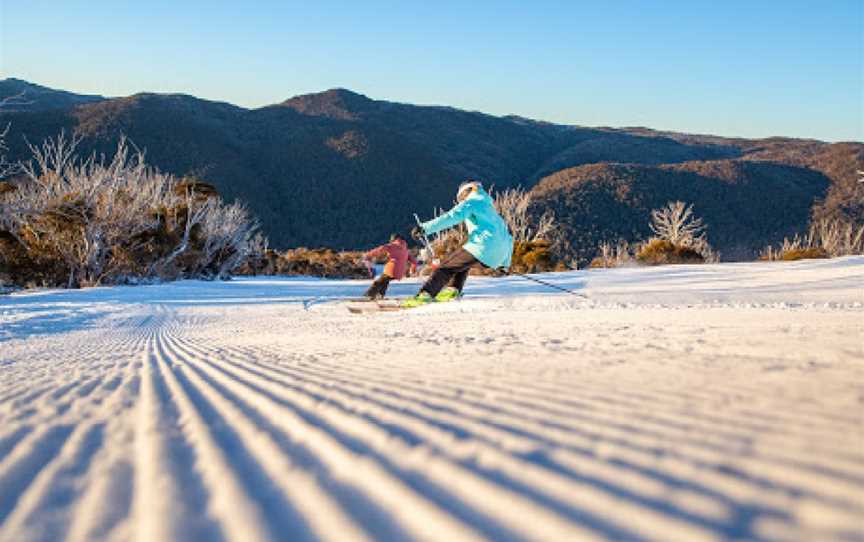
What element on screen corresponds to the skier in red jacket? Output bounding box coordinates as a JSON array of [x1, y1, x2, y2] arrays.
[[363, 233, 417, 299]]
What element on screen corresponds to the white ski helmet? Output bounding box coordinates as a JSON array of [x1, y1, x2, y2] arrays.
[[456, 180, 482, 202]]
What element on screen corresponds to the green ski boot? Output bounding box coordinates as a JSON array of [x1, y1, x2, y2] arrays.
[[401, 291, 434, 308], [435, 287, 462, 302]]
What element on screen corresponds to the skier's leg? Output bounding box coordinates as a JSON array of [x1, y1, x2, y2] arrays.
[[449, 260, 488, 293], [377, 275, 392, 297], [450, 269, 470, 292], [419, 268, 455, 298], [450, 261, 489, 295], [363, 279, 379, 299], [420, 249, 478, 297], [365, 274, 392, 299]]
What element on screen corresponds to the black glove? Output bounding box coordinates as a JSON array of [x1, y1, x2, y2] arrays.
[[410, 226, 424, 241]]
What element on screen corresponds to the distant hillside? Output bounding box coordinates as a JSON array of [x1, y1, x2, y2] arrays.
[[618, 127, 864, 224], [743, 141, 864, 226], [1, 78, 861, 260], [530, 160, 832, 262], [0, 78, 105, 111]]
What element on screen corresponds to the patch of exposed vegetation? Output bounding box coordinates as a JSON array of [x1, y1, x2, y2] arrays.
[[0, 134, 262, 288]]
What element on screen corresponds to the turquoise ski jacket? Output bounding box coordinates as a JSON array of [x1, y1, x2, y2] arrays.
[[421, 188, 513, 269]]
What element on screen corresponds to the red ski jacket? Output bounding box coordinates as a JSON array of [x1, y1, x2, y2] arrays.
[[365, 239, 417, 280]]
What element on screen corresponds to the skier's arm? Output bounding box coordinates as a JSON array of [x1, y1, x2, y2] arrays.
[[421, 199, 474, 235], [364, 244, 387, 260]]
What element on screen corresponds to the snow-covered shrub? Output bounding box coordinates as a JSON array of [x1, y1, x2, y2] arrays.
[[0, 133, 262, 288], [236, 246, 278, 276], [0, 93, 25, 180], [589, 240, 636, 268], [760, 218, 863, 261], [810, 218, 864, 256], [427, 210, 467, 262], [237, 246, 374, 279], [509, 240, 568, 273], [0, 124, 15, 181], [588, 202, 716, 268], [494, 187, 556, 245], [497, 187, 566, 272], [636, 239, 705, 265], [650, 200, 705, 245], [639, 201, 717, 264], [271, 248, 370, 278], [0, 99, 13, 292]]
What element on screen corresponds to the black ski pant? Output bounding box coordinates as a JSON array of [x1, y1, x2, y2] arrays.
[[420, 248, 486, 297], [365, 274, 392, 299]]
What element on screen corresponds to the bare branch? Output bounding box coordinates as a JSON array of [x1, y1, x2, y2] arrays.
[[493, 186, 558, 244], [1, 133, 262, 287], [649, 201, 706, 246], [0, 93, 30, 179]]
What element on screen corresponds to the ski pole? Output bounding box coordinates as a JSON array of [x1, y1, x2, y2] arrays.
[[510, 271, 588, 298], [413, 213, 439, 267], [413, 213, 434, 253]]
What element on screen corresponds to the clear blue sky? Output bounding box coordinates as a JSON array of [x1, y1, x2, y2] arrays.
[[1, 0, 862, 141]]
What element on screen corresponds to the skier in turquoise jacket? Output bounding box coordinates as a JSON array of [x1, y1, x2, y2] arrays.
[[405, 180, 513, 307]]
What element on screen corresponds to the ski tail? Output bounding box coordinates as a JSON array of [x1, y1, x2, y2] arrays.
[[304, 296, 371, 310]]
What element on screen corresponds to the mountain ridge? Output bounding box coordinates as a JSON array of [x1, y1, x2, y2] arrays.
[[1, 78, 861, 260], [0, 78, 106, 111], [4, 78, 859, 144]]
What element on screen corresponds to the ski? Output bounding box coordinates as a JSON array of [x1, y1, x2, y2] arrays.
[[345, 295, 463, 314], [303, 296, 370, 310], [346, 299, 403, 314]]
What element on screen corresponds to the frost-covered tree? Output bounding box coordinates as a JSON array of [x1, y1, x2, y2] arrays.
[[0, 93, 28, 180], [0, 133, 263, 287], [761, 218, 864, 260], [493, 186, 556, 243], [638, 201, 717, 264], [649, 201, 705, 246]]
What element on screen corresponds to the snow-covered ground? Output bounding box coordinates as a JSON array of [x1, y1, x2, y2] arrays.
[[1, 257, 862, 542]]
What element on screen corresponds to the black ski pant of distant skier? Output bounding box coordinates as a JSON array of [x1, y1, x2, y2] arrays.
[[365, 274, 392, 299], [420, 248, 487, 297]]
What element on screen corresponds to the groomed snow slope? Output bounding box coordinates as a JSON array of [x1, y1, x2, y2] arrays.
[[1, 258, 863, 542]]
